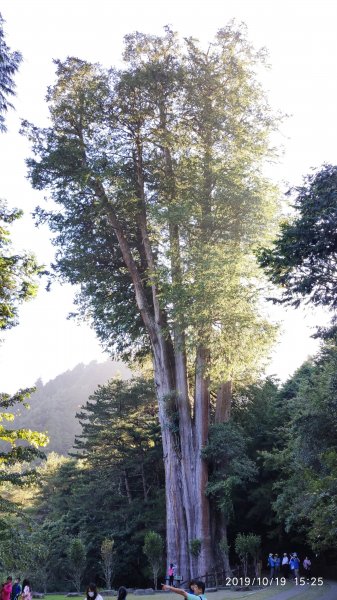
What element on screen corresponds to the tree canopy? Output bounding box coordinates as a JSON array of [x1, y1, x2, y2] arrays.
[[258, 164, 337, 311], [22, 23, 280, 576]]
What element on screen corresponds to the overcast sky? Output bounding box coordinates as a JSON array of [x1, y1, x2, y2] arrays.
[[1, 0, 336, 392]]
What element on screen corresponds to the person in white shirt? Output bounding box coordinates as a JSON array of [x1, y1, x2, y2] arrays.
[[281, 553, 289, 578]]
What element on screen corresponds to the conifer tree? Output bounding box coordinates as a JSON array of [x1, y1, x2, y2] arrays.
[[23, 24, 279, 577]]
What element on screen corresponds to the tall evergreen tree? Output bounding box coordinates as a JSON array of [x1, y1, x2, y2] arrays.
[[23, 25, 279, 577]]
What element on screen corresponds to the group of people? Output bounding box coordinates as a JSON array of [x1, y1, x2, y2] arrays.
[[1, 580, 126, 600], [267, 552, 312, 580], [1, 578, 32, 600]]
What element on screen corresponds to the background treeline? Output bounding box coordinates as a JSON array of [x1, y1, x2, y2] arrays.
[[8, 360, 131, 454], [1, 346, 336, 589]]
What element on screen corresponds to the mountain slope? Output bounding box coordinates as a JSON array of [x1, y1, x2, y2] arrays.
[[13, 360, 132, 455]]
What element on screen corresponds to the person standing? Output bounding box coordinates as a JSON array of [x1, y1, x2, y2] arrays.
[[303, 557, 312, 578], [21, 580, 31, 600], [116, 587, 127, 600], [11, 579, 21, 600], [289, 554, 300, 583], [162, 580, 207, 600], [274, 554, 281, 576], [1, 578, 12, 600], [267, 553, 275, 581], [281, 553, 289, 578], [168, 564, 174, 586]]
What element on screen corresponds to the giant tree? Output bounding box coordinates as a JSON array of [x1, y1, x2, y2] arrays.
[[23, 25, 278, 577]]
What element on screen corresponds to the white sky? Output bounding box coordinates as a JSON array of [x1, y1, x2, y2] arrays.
[[1, 0, 336, 392]]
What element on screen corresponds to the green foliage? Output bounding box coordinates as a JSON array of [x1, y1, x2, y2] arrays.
[[0, 201, 40, 331], [0, 387, 48, 525], [263, 343, 337, 553], [68, 537, 86, 593], [143, 530, 163, 589], [258, 164, 337, 312], [22, 24, 278, 380], [235, 532, 261, 577], [189, 538, 202, 558], [0, 20, 39, 331], [11, 378, 166, 589], [202, 422, 257, 519], [0, 12, 22, 132], [0, 15, 48, 534]]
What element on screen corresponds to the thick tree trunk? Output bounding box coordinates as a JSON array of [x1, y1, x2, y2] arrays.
[[210, 507, 231, 577], [215, 381, 232, 423], [152, 343, 190, 579], [194, 345, 213, 576], [213, 381, 233, 576], [156, 109, 214, 578], [95, 177, 214, 581], [153, 336, 214, 580]]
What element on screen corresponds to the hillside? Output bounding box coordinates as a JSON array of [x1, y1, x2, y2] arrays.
[[13, 360, 132, 455]]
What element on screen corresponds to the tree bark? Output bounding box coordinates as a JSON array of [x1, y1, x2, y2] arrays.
[[194, 345, 213, 576], [92, 137, 215, 580], [215, 381, 232, 423]]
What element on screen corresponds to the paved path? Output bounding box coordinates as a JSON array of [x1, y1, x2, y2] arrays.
[[258, 585, 313, 600], [314, 581, 337, 600], [263, 581, 337, 600]]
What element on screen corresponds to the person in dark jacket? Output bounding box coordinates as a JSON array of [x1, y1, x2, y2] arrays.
[[11, 580, 21, 600]]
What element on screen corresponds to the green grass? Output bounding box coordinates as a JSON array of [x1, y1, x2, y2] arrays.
[[44, 584, 333, 600]]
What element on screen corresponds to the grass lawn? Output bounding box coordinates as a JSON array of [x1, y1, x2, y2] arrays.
[[44, 584, 333, 600]]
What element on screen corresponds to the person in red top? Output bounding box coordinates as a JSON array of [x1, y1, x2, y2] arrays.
[[1, 577, 12, 600]]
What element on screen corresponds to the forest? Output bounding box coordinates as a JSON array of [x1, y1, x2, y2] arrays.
[[1, 13, 337, 592]]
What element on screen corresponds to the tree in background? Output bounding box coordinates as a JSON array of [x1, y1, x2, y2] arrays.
[[262, 348, 337, 555], [68, 538, 86, 593], [0, 388, 48, 519], [0, 13, 39, 331], [257, 163, 337, 557], [0, 12, 22, 132], [258, 164, 337, 314], [143, 530, 163, 589], [201, 421, 257, 575], [23, 24, 279, 577], [101, 538, 114, 589], [235, 533, 261, 578], [0, 12, 47, 526], [20, 380, 165, 589], [74, 377, 163, 507], [28, 527, 55, 593], [229, 378, 287, 545], [0, 202, 39, 331]]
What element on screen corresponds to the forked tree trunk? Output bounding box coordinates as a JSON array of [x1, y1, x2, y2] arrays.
[[96, 179, 214, 580], [152, 336, 214, 580]]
